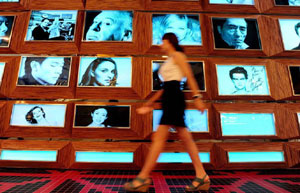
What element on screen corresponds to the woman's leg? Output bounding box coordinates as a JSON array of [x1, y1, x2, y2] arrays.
[[176, 127, 209, 185], [130, 125, 170, 186]]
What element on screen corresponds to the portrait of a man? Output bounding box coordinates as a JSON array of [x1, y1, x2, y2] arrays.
[[217, 65, 270, 95], [279, 19, 300, 50], [212, 17, 261, 50], [83, 11, 133, 41], [210, 0, 254, 5], [0, 15, 14, 47], [26, 10, 77, 41], [17, 57, 71, 86]]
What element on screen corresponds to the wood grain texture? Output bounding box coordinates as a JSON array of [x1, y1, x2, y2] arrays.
[[212, 103, 282, 139], [75, 56, 145, 99], [145, 0, 202, 11], [57, 142, 75, 168], [71, 102, 147, 139], [28, 0, 84, 9], [7, 56, 77, 99], [79, 11, 141, 55], [0, 56, 18, 98], [2, 100, 72, 138], [16, 11, 82, 55], [202, 0, 261, 13], [215, 142, 287, 170], [70, 141, 142, 169], [208, 58, 276, 101], [0, 0, 29, 10], [204, 14, 268, 57], [85, 0, 144, 10], [284, 142, 300, 168], [261, 0, 300, 14], [0, 101, 7, 136], [279, 103, 300, 139], [141, 142, 215, 170]]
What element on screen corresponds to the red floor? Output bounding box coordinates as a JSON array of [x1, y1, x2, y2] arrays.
[[0, 168, 299, 192]]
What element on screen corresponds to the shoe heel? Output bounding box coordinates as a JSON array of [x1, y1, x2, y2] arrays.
[[138, 184, 149, 192], [199, 182, 210, 191]]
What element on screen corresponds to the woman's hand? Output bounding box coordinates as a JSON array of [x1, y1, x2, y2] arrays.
[[136, 101, 154, 114], [194, 98, 205, 113]]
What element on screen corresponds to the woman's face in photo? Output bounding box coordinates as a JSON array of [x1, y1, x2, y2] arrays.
[[91, 108, 107, 125], [93, 61, 116, 86], [165, 16, 188, 42], [0, 16, 8, 37], [32, 108, 44, 122]]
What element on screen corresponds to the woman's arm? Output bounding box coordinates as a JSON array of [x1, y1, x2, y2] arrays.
[[174, 52, 205, 112], [137, 89, 164, 114]]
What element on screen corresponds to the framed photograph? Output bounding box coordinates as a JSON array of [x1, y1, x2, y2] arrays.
[[0, 15, 15, 47], [25, 10, 77, 41], [279, 19, 300, 50], [17, 56, 71, 86], [274, 0, 300, 6], [83, 10, 133, 42], [74, 105, 130, 128], [209, 0, 254, 5], [10, 103, 66, 127], [212, 17, 261, 50], [297, 112, 300, 124], [288, 65, 300, 95], [153, 109, 209, 132], [152, 13, 201, 46], [216, 65, 270, 95], [152, 60, 205, 91], [0, 62, 5, 85], [220, 113, 276, 136], [78, 57, 132, 87], [0, 0, 19, 2]]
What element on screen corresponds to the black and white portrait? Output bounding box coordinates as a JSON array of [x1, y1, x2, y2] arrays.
[[26, 10, 77, 41], [210, 0, 254, 4], [74, 105, 130, 128], [275, 0, 300, 6], [217, 65, 270, 95], [152, 60, 205, 91], [10, 104, 66, 127], [0, 62, 5, 85], [83, 10, 133, 42], [289, 66, 300, 95], [212, 17, 261, 50], [279, 19, 300, 50], [17, 56, 71, 86], [78, 57, 132, 87], [152, 13, 202, 45], [0, 15, 14, 47]]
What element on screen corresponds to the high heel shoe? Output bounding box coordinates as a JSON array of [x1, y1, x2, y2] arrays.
[[124, 177, 151, 192], [185, 174, 210, 192]]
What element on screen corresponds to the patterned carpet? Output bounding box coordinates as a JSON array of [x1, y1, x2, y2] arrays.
[[0, 169, 299, 193]]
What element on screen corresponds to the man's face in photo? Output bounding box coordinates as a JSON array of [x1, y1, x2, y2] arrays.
[[231, 72, 247, 90], [218, 18, 247, 48], [0, 16, 8, 37], [32, 58, 64, 85], [40, 19, 51, 29], [86, 11, 123, 41]]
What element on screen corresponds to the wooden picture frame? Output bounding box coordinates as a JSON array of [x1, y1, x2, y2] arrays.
[[85, 0, 144, 10], [284, 142, 300, 168], [0, 56, 18, 98], [145, 0, 202, 11], [202, 0, 261, 13], [0, 0, 29, 10], [259, 0, 300, 14]]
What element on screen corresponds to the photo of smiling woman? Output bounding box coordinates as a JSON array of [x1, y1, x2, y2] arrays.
[[78, 57, 132, 87], [74, 105, 130, 128]]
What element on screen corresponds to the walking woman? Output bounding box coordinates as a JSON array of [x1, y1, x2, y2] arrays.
[[124, 32, 210, 192]]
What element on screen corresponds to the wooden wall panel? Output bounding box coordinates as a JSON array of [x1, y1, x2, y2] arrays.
[[214, 142, 287, 169], [85, 0, 144, 10], [16, 11, 83, 55], [145, 0, 202, 11], [75, 57, 145, 99], [28, 0, 84, 9], [2, 101, 72, 138], [208, 58, 278, 101], [57, 142, 75, 168], [0, 56, 17, 98], [280, 104, 300, 139], [141, 142, 215, 170], [0, 0, 29, 10], [7, 56, 77, 99], [0, 140, 70, 168], [202, 0, 261, 13], [204, 14, 269, 57], [70, 141, 142, 169], [0, 101, 7, 137], [71, 102, 147, 139], [79, 11, 141, 55], [284, 142, 300, 168], [140, 12, 208, 55], [260, 0, 300, 14]]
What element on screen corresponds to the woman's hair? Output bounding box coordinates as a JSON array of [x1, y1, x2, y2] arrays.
[[90, 107, 109, 127], [162, 32, 184, 52], [80, 58, 117, 86], [25, 106, 45, 124]]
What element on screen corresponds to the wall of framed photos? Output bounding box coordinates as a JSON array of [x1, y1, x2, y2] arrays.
[[0, 0, 300, 169]]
